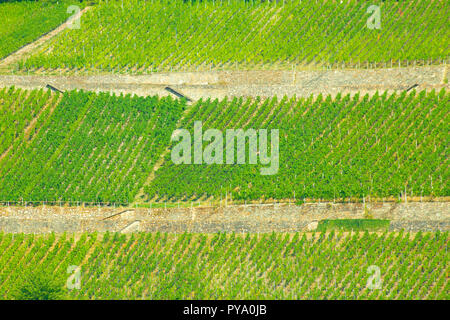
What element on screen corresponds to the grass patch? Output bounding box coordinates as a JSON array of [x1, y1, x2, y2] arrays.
[[316, 219, 390, 232]]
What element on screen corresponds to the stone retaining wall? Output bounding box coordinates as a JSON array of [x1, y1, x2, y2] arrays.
[[0, 66, 447, 100], [0, 202, 448, 233]]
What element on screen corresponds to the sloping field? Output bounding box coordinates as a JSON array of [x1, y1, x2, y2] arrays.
[[0, 87, 447, 204], [145, 89, 449, 203], [0, 0, 81, 60], [14, 0, 450, 74], [0, 88, 186, 203], [0, 231, 447, 299], [0, 87, 60, 156]]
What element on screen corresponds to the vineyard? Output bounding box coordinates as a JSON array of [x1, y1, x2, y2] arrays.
[[145, 89, 449, 203], [13, 0, 450, 74], [0, 87, 60, 156], [0, 88, 186, 203], [0, 0, 448, 304], [0, 0, 79, 60], [0, 87, 447, 204], [0, 231, 447, 299]]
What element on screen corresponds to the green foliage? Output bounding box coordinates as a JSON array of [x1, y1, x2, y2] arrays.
[[0, 231, 447, 300], [0, 88, 447, 203], [0, 87, 59, 155], [18, 0, 450, 73], [146, 89, 449, 202], [11, 271, 66, 300], [316, 219, 390, 232], [0, 0, 79, 59], [0, 88, 186, 203]]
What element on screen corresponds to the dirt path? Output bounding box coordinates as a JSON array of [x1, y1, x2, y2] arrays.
[[0, 66, 447, 100], [0, 7, 91, 70]]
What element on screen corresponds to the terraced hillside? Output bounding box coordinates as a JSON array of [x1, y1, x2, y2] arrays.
[[0, 231, 447, 300], [15, 0, 450, 74], [0, 87, 447, 204]]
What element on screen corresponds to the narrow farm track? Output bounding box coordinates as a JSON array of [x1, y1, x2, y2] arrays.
[[0, 7, 91, 71], [0, 66, 447, 100]]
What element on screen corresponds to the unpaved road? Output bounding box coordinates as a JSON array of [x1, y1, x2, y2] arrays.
[[0, 66, 447, 100]]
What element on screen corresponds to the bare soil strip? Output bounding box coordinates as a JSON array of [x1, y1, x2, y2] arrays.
[[0, 66, 447, 100]]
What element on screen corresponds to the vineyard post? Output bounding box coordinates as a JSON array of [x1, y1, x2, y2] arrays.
[[292, 64, 295, 84], [404, 187, 407, 203]]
